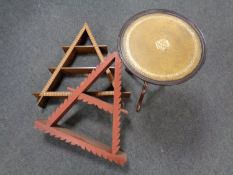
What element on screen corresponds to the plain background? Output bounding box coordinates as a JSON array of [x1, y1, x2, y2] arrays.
[[1, 0, 233, 174]]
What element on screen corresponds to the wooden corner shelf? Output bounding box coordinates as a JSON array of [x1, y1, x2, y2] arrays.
[[33, 23, 130, 107]]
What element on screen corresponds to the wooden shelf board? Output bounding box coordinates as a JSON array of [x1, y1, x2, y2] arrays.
[[48, 67, 115, 74], [33, 91, 131, 98], [62, 45, 108, 54]]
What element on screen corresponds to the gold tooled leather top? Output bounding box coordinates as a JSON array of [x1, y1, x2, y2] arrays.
[[121, 12, 203, 82]]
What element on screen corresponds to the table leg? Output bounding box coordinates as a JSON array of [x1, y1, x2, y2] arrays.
[[136, 81, 148, 112]]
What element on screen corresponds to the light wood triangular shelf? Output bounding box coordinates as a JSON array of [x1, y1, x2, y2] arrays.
[[33, 23, 130, 107]]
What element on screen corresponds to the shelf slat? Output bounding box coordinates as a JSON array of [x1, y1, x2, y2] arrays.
[[62, 45, 108, 54], [48, 67, 115, 74], [33, 91, 131, 98]]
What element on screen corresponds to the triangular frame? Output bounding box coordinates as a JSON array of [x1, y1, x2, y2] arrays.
[[34, 52, 127, 165], [34, 23, 130, 107]]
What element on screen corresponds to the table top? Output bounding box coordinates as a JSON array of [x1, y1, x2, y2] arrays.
[[119, 10, 206, 85]]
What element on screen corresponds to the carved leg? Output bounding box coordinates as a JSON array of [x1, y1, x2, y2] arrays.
[[136, 81, 148, 112]]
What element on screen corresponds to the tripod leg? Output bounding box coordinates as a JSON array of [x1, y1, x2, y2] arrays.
[[125, 68, 133, 75], [136, 81, 148, 112]]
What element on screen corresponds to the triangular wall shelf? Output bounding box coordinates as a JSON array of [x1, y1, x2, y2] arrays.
[[35, 53, 127, 165], [33, 23, 130, 107]]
